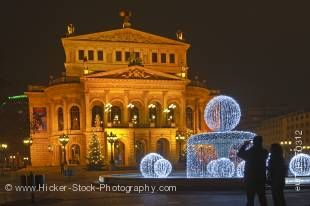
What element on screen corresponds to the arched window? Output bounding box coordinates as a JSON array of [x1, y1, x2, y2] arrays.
[[57, 107, 64, 131], [148, 102, 161, 126], [111, 106, 121, 125], [130, 106, 139, 124], [156, 138, 170, 158], [70, 106, 80, 130], [186, 107, 193, 129], [92, 105, 103, 127]]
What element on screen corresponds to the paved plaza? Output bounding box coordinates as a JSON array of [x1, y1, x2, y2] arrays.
[[0, 167, 309, 206]]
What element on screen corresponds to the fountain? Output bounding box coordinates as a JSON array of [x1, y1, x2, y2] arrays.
[[187, 95, 256, 178]]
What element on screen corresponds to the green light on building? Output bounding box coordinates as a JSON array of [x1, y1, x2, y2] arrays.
[[8, 95, 27, 100]]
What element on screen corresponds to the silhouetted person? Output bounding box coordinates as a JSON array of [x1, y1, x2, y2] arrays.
[[267, 143, 287, 206], [237, 136, 268, 206]]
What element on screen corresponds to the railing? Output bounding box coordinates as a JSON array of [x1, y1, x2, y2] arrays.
[[49, 76, 80, 86], [91, 123, 176, 129]]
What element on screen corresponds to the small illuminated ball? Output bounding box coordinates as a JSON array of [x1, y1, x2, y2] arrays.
[[212, 158, 235, 178], [206, 160, 217, 177], [236, 161, 245, 178], [204, 95, 241, 132], [154, 159, 172, 178], [289, 153, 310, 176], [140, 153, 163, 178]]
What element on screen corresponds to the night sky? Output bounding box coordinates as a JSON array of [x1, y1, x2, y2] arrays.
[[1, 1, 309, 110]]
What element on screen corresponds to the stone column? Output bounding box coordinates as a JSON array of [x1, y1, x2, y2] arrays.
[[127, 129, 135, 166], [63, 97, 68, 131], [85, 93, 91, 131], [104, 90, 110, 126], [162, 91, 168, 126], [194, 98, 199, 133], [141, 91, 149, 124], [179, 92, 186, 129], [124, 90, 129, 124], [49, 101, 55, 134]]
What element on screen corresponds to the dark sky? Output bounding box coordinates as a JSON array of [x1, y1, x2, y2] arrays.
[[0, 1, 309, 110]]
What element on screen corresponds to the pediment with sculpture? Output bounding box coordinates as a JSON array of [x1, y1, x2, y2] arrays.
[[84, 66, 187, 81]]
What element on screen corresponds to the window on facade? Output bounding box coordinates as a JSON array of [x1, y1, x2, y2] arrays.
[[78, 50, 84, 61], [92, 105, 103, 127], [70, 106, 80, 130], [88, 50, 94, 61], [169, 54, 175, 63], [125, 52, 131, 61], [111, 106, 121, 125], [57, 107, 64, 131], [186, 107, 193, 129], [135, 52, 140, 58], [115, 51, 122, 61], [152, 53, 158, 63], [161, 53, 166, 63], [130, 107, 139, 125], [97, 50, 103, 61]]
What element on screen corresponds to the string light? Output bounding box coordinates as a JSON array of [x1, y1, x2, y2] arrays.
[[289, 153, 310, 176], [204, 95, 241, 132], [154, 159, 172, 178], [140, 153, 163, 178]]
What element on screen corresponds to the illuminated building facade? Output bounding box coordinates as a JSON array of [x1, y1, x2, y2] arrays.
[[26, 22, 218, 167], [254, 111, 310, 155]]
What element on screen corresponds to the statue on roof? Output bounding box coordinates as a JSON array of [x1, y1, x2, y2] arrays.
[[176, 30, 185, 41], [120, 10, 132, 28], [66, 24, 75, 36]]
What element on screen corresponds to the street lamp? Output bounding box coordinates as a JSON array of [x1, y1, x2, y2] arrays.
[[0, 144, 8, 175], [107, 132, 118, 165], [23, 138, 33, 166], [59, 134, 70, 165], [176, 131, 186, 162], [9, 155, 16, 169], [280, 140, 292, 159], [48, 144, 53, 152]]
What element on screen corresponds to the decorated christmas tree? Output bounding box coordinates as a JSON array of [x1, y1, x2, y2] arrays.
[[87, 133, 104, 170]]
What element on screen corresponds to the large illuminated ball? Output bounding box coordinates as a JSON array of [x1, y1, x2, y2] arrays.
[[140, 153, 163, 178], [204, 95, 241, 132], [289, 153, 310, 176], [154, 159, 172, 178], [236, 161, 245, 178], [212, 158, 235, 178]]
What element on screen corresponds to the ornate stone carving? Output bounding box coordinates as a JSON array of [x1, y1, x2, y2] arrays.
[[121, 68, 152, 79]]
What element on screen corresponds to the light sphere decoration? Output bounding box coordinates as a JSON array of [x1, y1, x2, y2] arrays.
[[140, 153, 163, 178], [236, 161, 245, 178], [206, 160, 217, 177], [204, 95, 241, 132], [211, 158, 235, 178], [154, 159, 172, 178], [187, 95, 255, 178], [289, 153, 310, 177]]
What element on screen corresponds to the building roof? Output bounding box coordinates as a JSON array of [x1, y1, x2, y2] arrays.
[[62, 28, 190, 47]]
